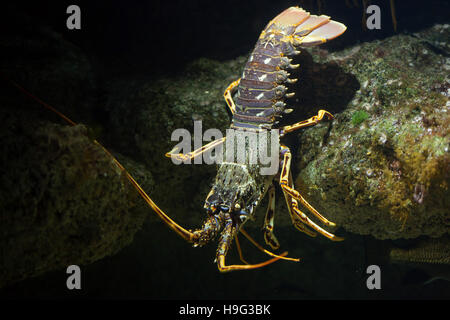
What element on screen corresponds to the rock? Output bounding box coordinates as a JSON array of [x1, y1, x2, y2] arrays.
[[296, 25, 449, 239], [0, 11, 151, 287], [0, 106, 151, 288]]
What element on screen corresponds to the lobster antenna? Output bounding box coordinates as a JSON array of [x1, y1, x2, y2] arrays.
[[4, 76, 77, 126], [3, 75, 197, 243]]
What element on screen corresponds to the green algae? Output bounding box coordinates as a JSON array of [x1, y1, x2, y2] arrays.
[[351, 110, 369, 125]]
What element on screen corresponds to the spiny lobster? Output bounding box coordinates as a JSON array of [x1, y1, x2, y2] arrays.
[[163, 6, 347, 271], [8, 7, 347, 272]]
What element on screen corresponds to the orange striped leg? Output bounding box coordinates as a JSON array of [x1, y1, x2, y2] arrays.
[[279, 145, 344, 241], [217, 253, 287, 272], [262, 183, 280, 250], [216, 222, 288, 272], [279, 146, 316, 237], [165, 137, 225, 162], [281, 170, 317, 238], [234, 228, 298, 265], [281, 110, 334, 135], [223, 78, 240, 115], [240, 227, 299, 262]]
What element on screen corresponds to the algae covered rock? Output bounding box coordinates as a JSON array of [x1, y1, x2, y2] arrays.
[[0, 105, 151, 288], [0, 10, 153, 287], [296, 25, 449, 239]]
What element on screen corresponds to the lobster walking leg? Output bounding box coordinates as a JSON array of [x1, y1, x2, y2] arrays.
[[281, 170, 318, 238], [279, 146, 344, 241], [262, 183, 280, 250], [216, 222, 288, 272], [165, 137, 226, 162], [239, 228, 299, 262], [281, 109, 334, 135], [223, 78, 240, 115]]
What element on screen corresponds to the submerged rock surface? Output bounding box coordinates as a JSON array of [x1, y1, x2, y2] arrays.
[[296, 24, 449, 239], [0, 109, 151, 287], [0, 21, 151, 287]]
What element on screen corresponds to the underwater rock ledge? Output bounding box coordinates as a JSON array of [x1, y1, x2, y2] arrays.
[[296, 24, 449, 239], [0, 109, 151, 288]]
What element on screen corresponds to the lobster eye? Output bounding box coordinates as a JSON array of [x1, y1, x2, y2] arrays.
[[234, 203, 241, 211]]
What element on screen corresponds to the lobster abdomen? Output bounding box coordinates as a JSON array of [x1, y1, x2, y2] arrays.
[[231, 7, 346, 130]]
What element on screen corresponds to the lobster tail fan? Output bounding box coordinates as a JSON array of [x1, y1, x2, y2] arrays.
[[294, 15, 331, 36], [269, 7, 310, 28], [266, 7, 347, 46], [295, 18, 347, 47]]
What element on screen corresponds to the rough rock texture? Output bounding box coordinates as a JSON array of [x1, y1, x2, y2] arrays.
[[0, 15, 152, 287], [0, 107, 152, 288], [296, 25, 450, 240]]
